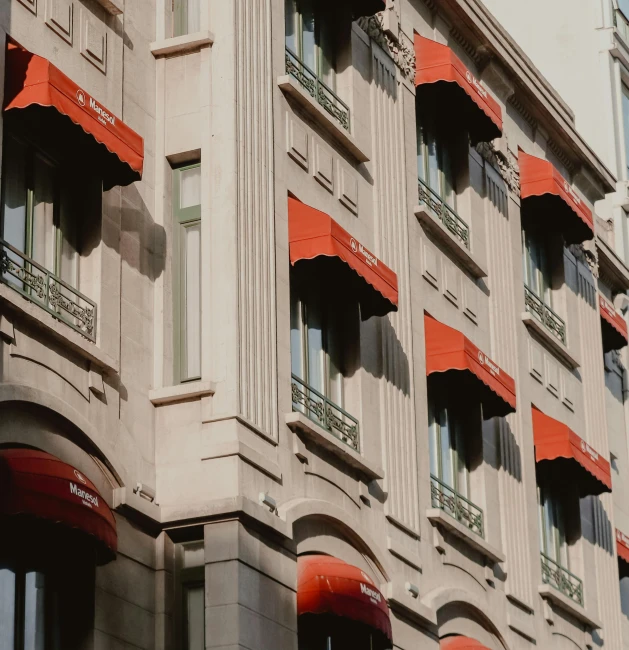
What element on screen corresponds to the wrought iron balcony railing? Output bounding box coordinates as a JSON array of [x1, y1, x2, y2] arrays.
[[541, 552, 583, 606], [285, 47, 351, 132], [615, 8, 629, 44], [430, 474, 484, 538], [417, 176, 470, 249], [524, 285, 566, 345], [0, 238, 96, 342], [291, 373, 359, 451]]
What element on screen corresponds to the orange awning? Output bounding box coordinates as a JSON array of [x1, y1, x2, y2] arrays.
[[441, 638, 490, 650], [424, 313, 516, 419], [4, 39, 143, 190], [298, 555, 392, 643], [599, 294, 628, 352], [414, 34, 502, 145], [532, 406, 611, 496], [519, 150, 593, 244], [288, 197, 398, 319], [617, 529, 629, 565]]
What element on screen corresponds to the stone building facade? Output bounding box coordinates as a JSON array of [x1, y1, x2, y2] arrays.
[[0, 1, 628, 650]]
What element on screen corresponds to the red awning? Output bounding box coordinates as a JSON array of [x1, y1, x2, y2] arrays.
[[519, 150, 593, 244], [424, 313, 516, 419], [532, 406, 611, 496], [0, 448, 117, 563], [617, 529, 629, 565], [441, 638, 490, 650], [414, 34, 502, 145], [599, 294, 628, 352], [288, 197, 398, 319], [297, 555, 392, 643], [4, 39, 143, 190]]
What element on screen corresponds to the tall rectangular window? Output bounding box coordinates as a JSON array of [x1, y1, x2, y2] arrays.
[[173, 163, 202, 383], [538, 487, 569, 568], [622, 83, 629, 178], [173, 0, 200, 37], [175, 541, 205, 650], [522, 229, 553, 307]]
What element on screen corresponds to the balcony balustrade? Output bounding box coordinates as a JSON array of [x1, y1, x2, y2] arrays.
[[541, 552, 584, 606], [524, 285, 566, 345], [285, 47, 351, 132], [430, 474, 484, 538], [0, 238, 96, 342], [291, 373, 359, 451], [417, 176, 470, 249]]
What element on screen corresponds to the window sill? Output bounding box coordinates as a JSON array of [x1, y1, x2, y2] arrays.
[[149, 380, 216, 406], [538, 584, 601, 630], [0, 282, 118, 375], [277, 75, 370, 164], [521, 312, 579, 369], [414, 204, 487, 279], [150, 31, 214, 58], [426, 507, 505, 565], [94, 0, 122, 15], [285, 411, 384, 481]]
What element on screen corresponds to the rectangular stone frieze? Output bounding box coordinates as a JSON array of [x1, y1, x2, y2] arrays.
[[339, 164, 358, 215], [545, 356, 559, 397], [286, 115, 308, 171], [463, 282, 478, 324], [80, 8, 107, 73], [561, 371, 576, 411], [421, 240, 439, 289], [17, 0, 37, 15], [529, 340, 543, 384], [442, 260, 460, 308], [46, 0, 73, 44], [313, 141, 333, 194]]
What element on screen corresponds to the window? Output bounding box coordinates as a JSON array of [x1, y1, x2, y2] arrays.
[[522, 229, 552, 307], [173, 163, 202, 383], [174, 541, 205, 650], [622, 83, 629, 179], [285, 0, 336, 89], [538, 486, 569, 569], [173, 0, 200, 37], [416, 102, 457, 208], [620, 560, 629, 618]]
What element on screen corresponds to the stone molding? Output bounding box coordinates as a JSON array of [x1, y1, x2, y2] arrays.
[[569, 243, 599, 278], [475, 141, 520, 194]]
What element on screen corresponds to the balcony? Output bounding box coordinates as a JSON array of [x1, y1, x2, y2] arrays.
[[541, 552, 583, 606], [291, 373, 359, 452], [524, 285, 566, 345], [417, 177, 470, 249], [285, 47, 350, 132], [0, 238, 96, 342], [430, 474, 484, 538]]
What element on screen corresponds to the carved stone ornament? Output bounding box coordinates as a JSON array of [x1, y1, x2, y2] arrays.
[[568, 243, 599, 278], [356, 14, 416, 81], [611, 349, 625, 370], [475, 141, 520, 194]]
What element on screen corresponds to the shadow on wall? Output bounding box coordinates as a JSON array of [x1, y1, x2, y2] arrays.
[[581, 494, 614, 555], [487, 418, 524, 483]]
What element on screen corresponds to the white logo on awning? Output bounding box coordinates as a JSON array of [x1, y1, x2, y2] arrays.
[[76, 89, 86, 107]]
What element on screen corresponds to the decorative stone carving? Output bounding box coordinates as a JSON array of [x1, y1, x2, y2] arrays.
[[357, 14, 416, 81], [475, 141, 520, 194], [568, 243, 599, 278]]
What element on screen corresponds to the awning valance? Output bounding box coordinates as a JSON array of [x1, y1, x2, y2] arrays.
[[532, 406, 611, 496], [288, 197, 398, 319], [617, 529, 629, 565], [599, 294, 628, 352], [414, 34, 502, 145], [424, 313, 516, 419], [519, 150, 593, 244], [441, 638, 490, 650], [4, 39, 144, 190], [0, 448, 117, 563], [297, 555, 392, 643]]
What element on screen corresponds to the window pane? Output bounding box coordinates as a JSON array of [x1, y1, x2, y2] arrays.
[[441, 142, 456, 208], [621, 0, 629, 20], [439, 407, 453, 489], [621, 575, 629, 618], [31, 154, 56, 271], [180, 166, 201, 210], [417, 118, 426, 182], [318, 13, 335, 89], [0, 568, 15, 650], [290, 283, 304, 380], [300, 0, 316, 71], [427, 131, 440, 197], [185, 584, 204, 650], [428, 401, 439, 478], [285, 0, 297, 53], [306, 293, 324, 394], [184, 222, 201, 379], [58, 187, 78, 287], [454, 419, 468, 498], [23, 571, 46, 650], [623, 84, 629, 175], [187, 0, 200, 34], [2, 135, 27, 252], [326, 311, 343, 407]]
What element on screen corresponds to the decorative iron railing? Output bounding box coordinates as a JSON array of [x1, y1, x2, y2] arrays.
[[430, 474, 484, 538], [285, 47, 351, 132], [417, 176, 470, 249], [291, 373, 359, 451], [524, 285, 566, 345], [541, 552, 583, 606], [615, 8, 629, 44], [0, 238, 96, 342]]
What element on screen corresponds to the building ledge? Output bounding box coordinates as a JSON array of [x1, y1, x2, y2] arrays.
[[426, 508, 505, 565], [277, 75, 370, 164], [414, 204, 487, 279], [385, 582, 438, 630], [0, 283, 118, 375], [597, 236, 629, 293], [522, 312, 579, 369], [538, 584, 601, 630], [150, 31, 214, 58], [149, 380, 215, 406], [285, 411, 384, 481], [94, 0, 123, 15]]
